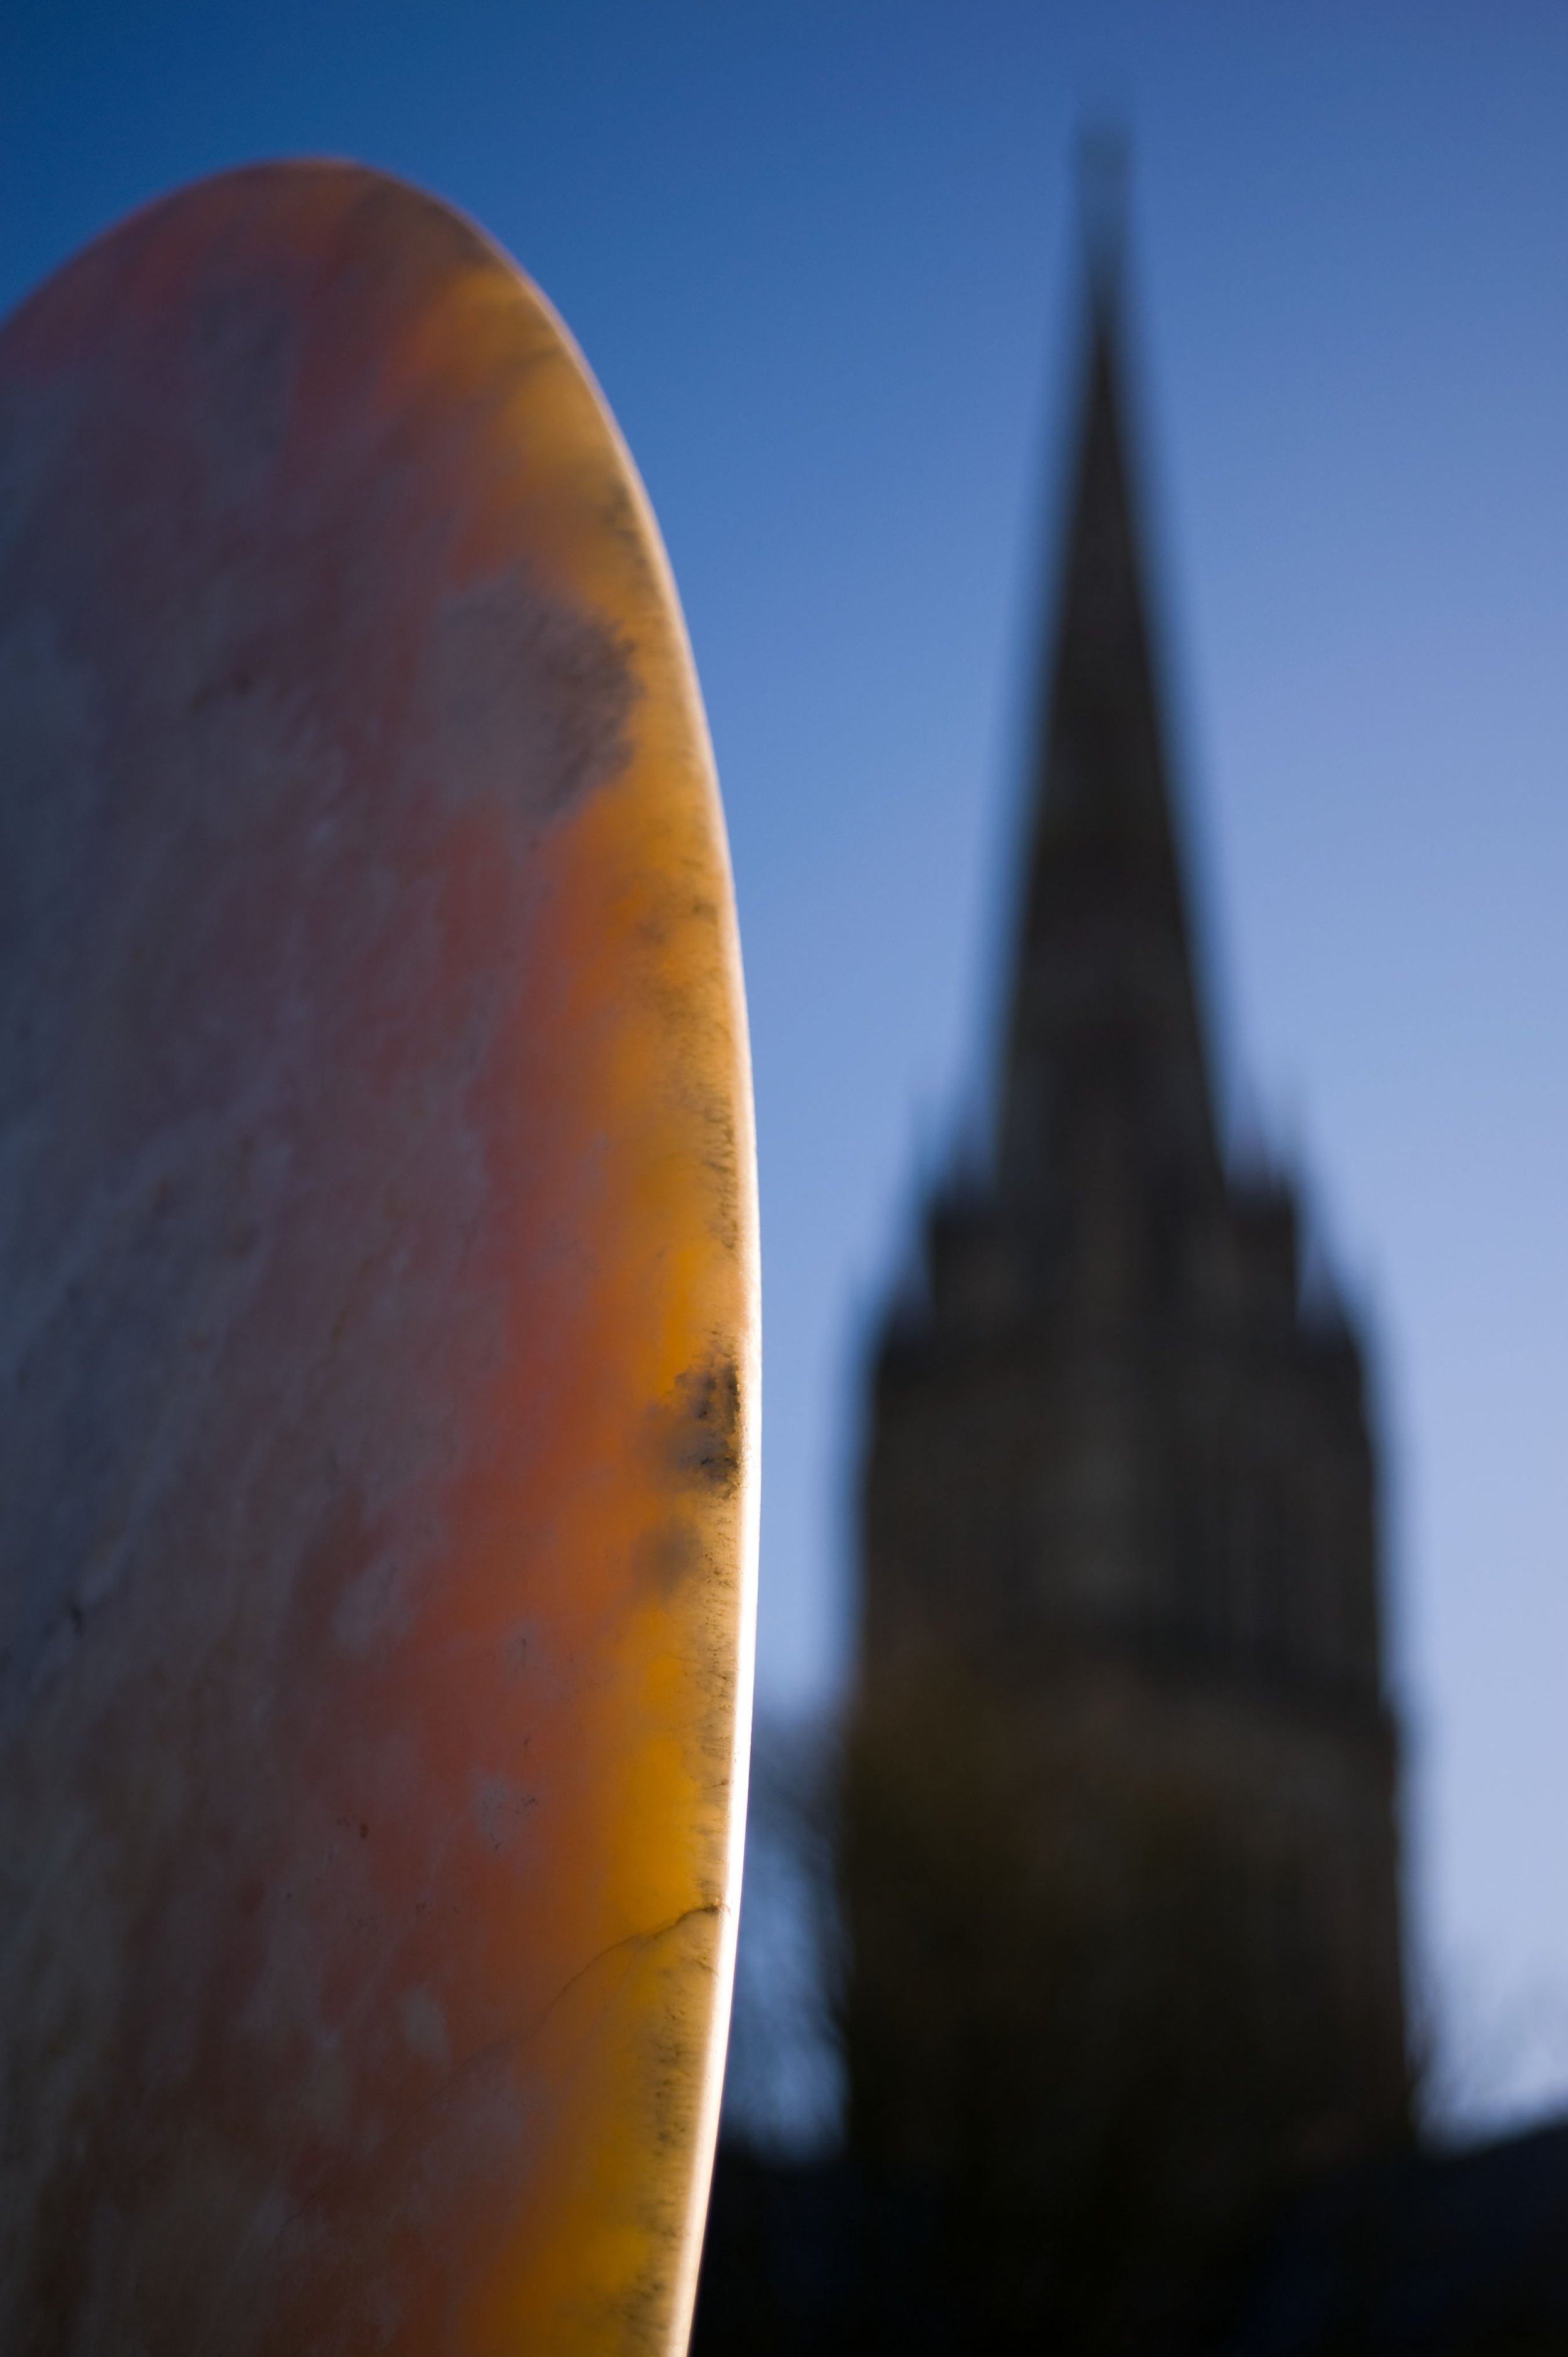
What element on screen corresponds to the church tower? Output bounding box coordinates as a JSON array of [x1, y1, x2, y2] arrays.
[[843, 200, 1408, 2347]]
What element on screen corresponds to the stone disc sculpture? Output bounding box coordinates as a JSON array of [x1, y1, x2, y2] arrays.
[[0, 162, 758, 2355]]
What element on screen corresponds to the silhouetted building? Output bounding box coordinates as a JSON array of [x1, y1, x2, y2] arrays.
[[694, 2118, 1568, 2356], [835, 214, 1409, 2348], [697, 196, 1428, 2356]]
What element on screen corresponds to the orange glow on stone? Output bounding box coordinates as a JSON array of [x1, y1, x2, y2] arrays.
[[0, 164, 757, 2354]]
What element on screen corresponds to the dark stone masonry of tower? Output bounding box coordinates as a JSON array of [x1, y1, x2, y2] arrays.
[[692, 216, 1568, 2357], [841, 235, 1408, 2349]]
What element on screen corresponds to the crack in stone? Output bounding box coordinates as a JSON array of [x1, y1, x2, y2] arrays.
[[188, 1899, 728, 2353]]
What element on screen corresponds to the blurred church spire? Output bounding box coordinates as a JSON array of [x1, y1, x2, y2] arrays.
[[841, 142, 1407, 2348], [1000, 131, 1219, 1261]]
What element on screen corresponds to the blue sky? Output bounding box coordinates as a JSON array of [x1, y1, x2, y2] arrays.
[[6, 0, 1568, 2134]]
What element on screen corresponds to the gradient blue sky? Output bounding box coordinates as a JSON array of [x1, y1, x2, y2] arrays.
[[6, 0, 1568, 2134]]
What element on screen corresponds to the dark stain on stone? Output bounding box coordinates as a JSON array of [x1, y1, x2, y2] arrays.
[[425, 561, 640, 838], [659, 1355, 741, 1499], [637, 1518, 703, 1599]]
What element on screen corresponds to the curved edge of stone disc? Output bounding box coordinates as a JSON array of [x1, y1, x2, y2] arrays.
[[0, 159, 758, 2357]]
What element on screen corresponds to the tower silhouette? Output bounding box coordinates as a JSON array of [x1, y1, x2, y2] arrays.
[[841, 194, 1409, 2349]]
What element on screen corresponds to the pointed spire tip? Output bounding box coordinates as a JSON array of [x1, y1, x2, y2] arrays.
[[1075, 123, 1130, 294]]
